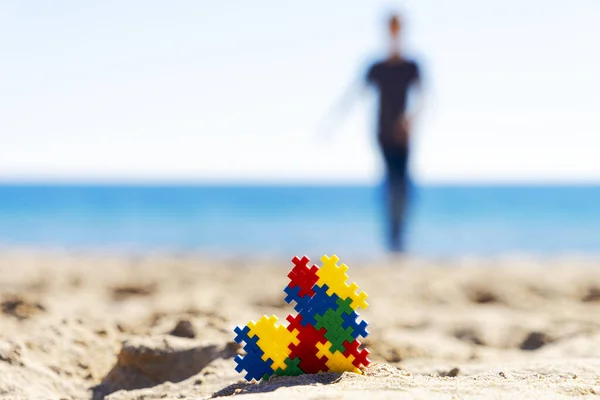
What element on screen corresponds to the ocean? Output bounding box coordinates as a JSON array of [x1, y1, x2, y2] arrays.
[[0, 184, 599, 257]]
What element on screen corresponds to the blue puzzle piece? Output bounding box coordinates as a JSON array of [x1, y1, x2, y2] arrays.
[[298, 284, 340, 326], [285, 283, 342, 327], [234, 325, 264, 354], [243, 340, 264, 357], [284, 285, 306, 307], [342, 311, 369, 339], [233, 324, 274, 381], [234, 351, 274, 382], [284, 285, 313, 318], [233, 326, 274, 382], [234, 325, 257, 345]]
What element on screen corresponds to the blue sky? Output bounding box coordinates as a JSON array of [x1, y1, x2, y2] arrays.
[[1, 0, 599, 183]]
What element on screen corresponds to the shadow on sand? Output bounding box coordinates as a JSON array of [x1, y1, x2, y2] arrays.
[[211, 372, 343, 398]]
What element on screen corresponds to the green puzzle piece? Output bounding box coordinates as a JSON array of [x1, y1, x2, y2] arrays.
[[335, 297, 354, 315], [314, 307, 342, 332], [272, 357, 304, 377], [315, 309, 355, 353]]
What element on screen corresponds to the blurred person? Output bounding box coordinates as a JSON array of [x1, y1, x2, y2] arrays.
[[322, 12, 423, 253], [365, 13, 423, 253]]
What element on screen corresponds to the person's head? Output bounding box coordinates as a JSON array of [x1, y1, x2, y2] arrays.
[[388, 14, 402, 38], [386, 13, 403, 57]]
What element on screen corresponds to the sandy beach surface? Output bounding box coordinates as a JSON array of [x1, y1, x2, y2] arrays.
[[1, 250, 599, 399]]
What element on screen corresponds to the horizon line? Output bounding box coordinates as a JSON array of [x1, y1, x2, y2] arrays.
[[1, 178, 599, 187]]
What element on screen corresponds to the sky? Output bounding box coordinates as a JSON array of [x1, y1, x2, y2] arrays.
[[1, 0, 599, 184]]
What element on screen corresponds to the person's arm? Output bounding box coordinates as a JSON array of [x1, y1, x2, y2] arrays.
[[332, 79, 368, 115], [318, 65, 375, 138], [399, 63, 424, 135]]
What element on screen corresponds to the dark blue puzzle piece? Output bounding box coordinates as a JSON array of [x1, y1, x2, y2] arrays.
[[299, 284, 340, 326], [285, 283, 342, 327], [342, 311, 369, 339], [234, 325, 264, 354], [234, 325, 274, 381], [234, 325, 258, 345], [285, 285, 314, 320], [284, 285, 308, 307], [234, 352, 274, 382]]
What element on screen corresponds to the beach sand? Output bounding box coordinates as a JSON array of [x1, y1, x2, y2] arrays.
[[1, 250, 599, 399]]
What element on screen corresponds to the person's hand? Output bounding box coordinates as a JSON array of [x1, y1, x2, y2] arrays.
[[400, 116, 411, 133], [394, 116, 411, 146]]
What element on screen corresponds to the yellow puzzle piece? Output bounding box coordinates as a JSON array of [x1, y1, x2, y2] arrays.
[[247, 315, 299, 371], [316, 341, 361, 374], [316, 254, 368, 310]]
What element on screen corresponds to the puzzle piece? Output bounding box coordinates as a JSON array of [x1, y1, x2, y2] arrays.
[[299, 284, 340, 326], [314, 309, 355, 353], [316, 341, 360, 374], [273, 357, 305, 377], [286, 314, 329, 373], [316, 254, 369, 310], [342, 339, 371, 369], [234, 349, 274, 381], [334, 297, 355, 316], [342, 312, 369, 339], [283, 285, 309, 310], [286, 314, 327, 345], [234, 325, 256, 346], [287, 256, 320, 297], [349, 291, 368, 311], [248, 315, 299, 371], [334, 298, 369, 340], [286, 283, 340, 327], [234, 254, 370, 381], [289, 343, 329, 374], [233, 325, 264, 359], [234, 325, 277, 381]]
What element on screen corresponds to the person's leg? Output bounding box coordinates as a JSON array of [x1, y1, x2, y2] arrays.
[[387, 168, 407, 252], [383, 148, 409, 253]]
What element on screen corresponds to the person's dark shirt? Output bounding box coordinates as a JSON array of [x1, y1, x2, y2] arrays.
[[366, 59, 420, 139]]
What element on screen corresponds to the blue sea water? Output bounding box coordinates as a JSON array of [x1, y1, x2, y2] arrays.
[[0, 184, 599, 257]]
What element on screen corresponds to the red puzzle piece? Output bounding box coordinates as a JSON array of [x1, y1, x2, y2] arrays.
[[288, 343, 328, 374], [286, 314, 329, 373], [287, 256, 320, 297], [286, 314, 328, 344], [342, 339, 371, 368]]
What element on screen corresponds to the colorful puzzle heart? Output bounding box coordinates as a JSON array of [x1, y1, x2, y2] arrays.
[[233, 254, 371, 381]]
